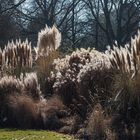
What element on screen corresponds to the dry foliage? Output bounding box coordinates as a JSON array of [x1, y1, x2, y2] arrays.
[[6, 95, 39, 128], [35, 25, 61, 75], [87, 104, 106, 139], [22, 72, 42, 101], [106, 31, 140, 140], [34, 25, 61, 95], [1, 25, 140, 139], [0, 39, 32, 77]]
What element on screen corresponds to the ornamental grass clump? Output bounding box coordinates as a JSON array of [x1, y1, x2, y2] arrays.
[[107, 31, 140, 139], [0, 76, 23, 100], [6, 95, 39, 128], [86, 105, 116, 140], [35, 25, 61, 76], [36, 25, 61, 56], [0, 39, 32, 76], [35, 25, 61, 95], [0, 73, 65, 130], [38, 95, 65, 130], [22, 72, 42, 101], [0, 75, 24, 126], [106, 44, 131, 73], [108, 32, 140, 109], [87, 104, 107, 140]]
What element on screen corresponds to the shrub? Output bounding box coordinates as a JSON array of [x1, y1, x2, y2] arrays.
[[53, 48, 104, 104], [77, 53, 112, 107], [53, 48, 112, 120]]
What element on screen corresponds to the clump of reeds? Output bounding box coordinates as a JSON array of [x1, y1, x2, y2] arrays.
[[107, 31, 140, 76], [107, 31, 140, 139], [35, 25, 61, 75], [22, 72, 42, 101], [0, 72, 66, 130], [0, 75, 23, 99], [85, 104, 117, 140], [107, 44, 131, 74], [35, 25, 61, 95], [36, 25, 61, 57], [38, 95, 65, 130], [0, 39, 32, 77], [6, 95, 39, 128], [0, 75, 24, 127], [5, 39, 32, 68], [108, 31, 140, 104], [87, 104, 107, 139]]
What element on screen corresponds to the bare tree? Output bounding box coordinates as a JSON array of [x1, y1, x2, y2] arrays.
[[16, 0, 83, 50], [0, 0, 26, 47], [83, 0, 140, 48]]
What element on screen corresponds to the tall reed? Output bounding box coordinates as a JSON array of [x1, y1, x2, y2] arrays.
[[0, 39, 32, 77], [35, 25, 61, 95]]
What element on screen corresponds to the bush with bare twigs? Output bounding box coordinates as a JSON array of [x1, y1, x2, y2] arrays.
[[52, 48, 112, 121], [53, 48, 104, 103]]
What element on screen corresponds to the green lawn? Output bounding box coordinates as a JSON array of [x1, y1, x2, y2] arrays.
[[0, 129, 74, 140]]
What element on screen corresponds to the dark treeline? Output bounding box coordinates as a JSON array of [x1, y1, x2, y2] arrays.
[[0, 0, 140, 51]]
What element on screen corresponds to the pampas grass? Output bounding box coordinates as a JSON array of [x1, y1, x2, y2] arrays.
[[0, 39, 32, 77], [106, 31, 140, 140], [22, 73, 42, 101], [0, 76, 23, 98], [2, 24, 140, 139], [38, 95, 64, 130], [35, 25, 61, 95], [0, 74, 65, 130], [35, 25, 61, 76], [36, 25, 61, 56], [6, 95, 39, 128]]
